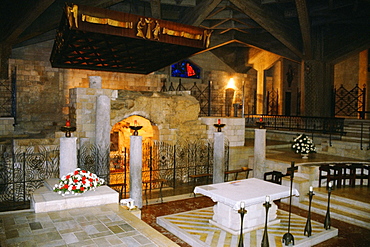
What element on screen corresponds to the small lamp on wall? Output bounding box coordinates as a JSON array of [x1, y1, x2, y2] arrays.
[[60, 119, 76, 137], [225, 78, 236, 117], [129, 120, 142, 136]]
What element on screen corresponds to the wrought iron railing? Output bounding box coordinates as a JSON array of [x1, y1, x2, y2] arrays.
[[245, 115, 346, 146], [335, 84, 367, 119]]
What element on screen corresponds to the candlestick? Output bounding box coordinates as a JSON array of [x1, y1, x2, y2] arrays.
[[60, 120, 76, 137], [238, 205, 247, 247], [304, 188, 315, 237], [324, 184, 332, 230], [262, 199, 271, 247], [328, 181, 332, 188]]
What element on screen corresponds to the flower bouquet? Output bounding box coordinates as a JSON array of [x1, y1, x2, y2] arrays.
[[291, 134, 316, 155], [53, 168, 104, 196]]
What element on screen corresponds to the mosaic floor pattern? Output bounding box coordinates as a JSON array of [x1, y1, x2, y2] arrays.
[[157, 207, 338, 247]]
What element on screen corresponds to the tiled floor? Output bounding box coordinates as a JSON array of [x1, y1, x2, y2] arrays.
[[0, 204, 176, 247], [140, 192, 370, 247], [157, 207, 337, 247]]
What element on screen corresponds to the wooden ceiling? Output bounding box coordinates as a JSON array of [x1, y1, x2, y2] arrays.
[[1, 0, 370, 73]]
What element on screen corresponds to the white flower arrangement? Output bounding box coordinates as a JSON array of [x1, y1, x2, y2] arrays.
[[291, 134, 316, 154], [53, 168, 104, 196]]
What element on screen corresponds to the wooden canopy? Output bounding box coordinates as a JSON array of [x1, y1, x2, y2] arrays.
[[50, 4, 210, 74]]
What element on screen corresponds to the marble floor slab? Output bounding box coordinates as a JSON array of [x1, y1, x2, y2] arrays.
[[0, 203, 178, 247], [157, 206, 338, 247]]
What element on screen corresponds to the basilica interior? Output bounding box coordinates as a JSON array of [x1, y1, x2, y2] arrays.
[[0, 1, 369, 246]]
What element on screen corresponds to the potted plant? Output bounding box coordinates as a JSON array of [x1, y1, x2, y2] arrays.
[[291, 134, 316, 158]]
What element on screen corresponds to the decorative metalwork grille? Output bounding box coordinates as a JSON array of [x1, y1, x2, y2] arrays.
[[267, 89, 278, 115], [0, 145, 59, 210], [335, 84, 367, 118], [78, 143, 110, 184], [110, 139, 229, 198], [0, 139, 229, 211]]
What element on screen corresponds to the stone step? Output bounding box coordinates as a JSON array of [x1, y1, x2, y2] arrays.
[[31, 178, 119, 213], [296, 191, 370, 230]]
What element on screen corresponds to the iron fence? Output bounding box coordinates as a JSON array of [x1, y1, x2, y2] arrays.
[[0, 138, 229, 211], [0, 145, 59, 210]]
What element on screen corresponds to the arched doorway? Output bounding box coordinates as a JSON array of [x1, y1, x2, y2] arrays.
[[109, 115, 159, 197], [110, 115, 158, 154]]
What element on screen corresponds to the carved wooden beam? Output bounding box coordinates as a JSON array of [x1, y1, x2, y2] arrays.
[[230, 0, 303, 59]]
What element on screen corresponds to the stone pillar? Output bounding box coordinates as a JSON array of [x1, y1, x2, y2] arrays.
[[254, 128, 266, 179], [89, 76, 102, 89], [213, 132, 225, 184], [130, 135, 143, 208], [95, 95, 110, 150], [59, 137, 77, 178]]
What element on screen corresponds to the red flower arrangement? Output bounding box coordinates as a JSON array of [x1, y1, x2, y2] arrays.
[[53, 168, 104, 196]]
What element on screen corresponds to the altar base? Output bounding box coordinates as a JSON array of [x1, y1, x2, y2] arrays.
[[211, 201, 279, 234], [31, 178, 119, 213]]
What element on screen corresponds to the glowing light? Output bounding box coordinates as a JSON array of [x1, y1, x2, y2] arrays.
[[226, 78, 236, 89]]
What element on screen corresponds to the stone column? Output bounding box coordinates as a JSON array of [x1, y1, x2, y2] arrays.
[[254, 128, 266, 179], [130, 135, 143, 209], [95, 95, 110, 149], [59, 137, 77, 178], [213, 132, 225, 184]]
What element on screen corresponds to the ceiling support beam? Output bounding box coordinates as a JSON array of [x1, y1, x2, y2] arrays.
[[295, 0, 312, 59], [180, 0, 222, 26], [3, 0, 55, 44], [150, 0, 162, 19], [230, 0, 303, 59]]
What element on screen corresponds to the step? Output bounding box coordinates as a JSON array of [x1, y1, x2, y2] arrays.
[[296, 191, 370, 229], [31, 178, 119, 213]]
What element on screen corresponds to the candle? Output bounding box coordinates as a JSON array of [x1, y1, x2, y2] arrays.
[[134, 120, 137, 126], [240, 201, 245, 209], [309, 186, 313, 192], [266, 195, 270, 202], [259, 116, 263, 122], [66, 120, 70, 127], [328, 181, 332, 188], [217, 119, 221, 125]]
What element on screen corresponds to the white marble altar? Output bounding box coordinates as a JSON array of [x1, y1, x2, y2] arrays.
[[194, 178, 299, 234]]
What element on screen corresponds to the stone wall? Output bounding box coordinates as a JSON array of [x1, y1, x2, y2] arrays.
[[111, 90, 208, 143], [200, 117, 245, 146], [0, 117, 14, 136]]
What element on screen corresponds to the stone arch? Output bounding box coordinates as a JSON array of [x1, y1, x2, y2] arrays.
[[110, 115, 158, 153]]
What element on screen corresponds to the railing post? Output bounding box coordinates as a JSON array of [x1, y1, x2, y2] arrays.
[[208, 81, 212, 116], [173, 145, 176, 189], [11, 67, 17, 125]]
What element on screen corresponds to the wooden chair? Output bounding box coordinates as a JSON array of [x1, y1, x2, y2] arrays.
[[319, 164, 332, 188], [143, 179, 167, 205], [224, 167, 252, 181], [331, 164, 351, 188], [264, 171, 284, 185], [189, 173, 212, 197], [349, 163, 369, 187]]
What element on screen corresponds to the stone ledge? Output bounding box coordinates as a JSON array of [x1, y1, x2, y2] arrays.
[[31, 178, 119, 213]]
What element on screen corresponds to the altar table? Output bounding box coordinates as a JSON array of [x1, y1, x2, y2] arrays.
[[194, 178, 299, 234]]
